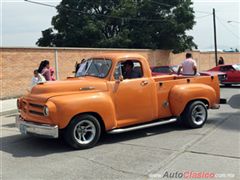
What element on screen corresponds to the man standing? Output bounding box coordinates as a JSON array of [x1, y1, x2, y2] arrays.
[[178, 53, 197, 76]]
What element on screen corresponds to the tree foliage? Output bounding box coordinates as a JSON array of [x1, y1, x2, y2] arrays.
[[37, 0, 197, 52]]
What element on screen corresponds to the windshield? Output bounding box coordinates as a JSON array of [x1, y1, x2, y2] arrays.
[[76, 58, 112, 78], [171, 65, 179, 72], [233, 64, 240, 71]]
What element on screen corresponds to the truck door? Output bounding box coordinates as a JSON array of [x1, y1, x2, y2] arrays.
[[112, 60, 155, 127]]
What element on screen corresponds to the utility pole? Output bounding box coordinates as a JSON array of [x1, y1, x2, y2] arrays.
[[213, 8, 218, 66], [54, 49, 59, 80]]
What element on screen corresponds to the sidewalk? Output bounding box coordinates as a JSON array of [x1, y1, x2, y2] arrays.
[[0, 98, 18, 116]]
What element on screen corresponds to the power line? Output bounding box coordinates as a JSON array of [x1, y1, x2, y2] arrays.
[[211, 15, 237, 22], [195, 14, 211, 19], [194, 10, 212, 15], [25, 0, 170, 23], [26, 0, 211, 23], [227, 20, 240, 24], [25, 0, 56, 8], [148, 0, 171, 7], [148, 0, 212, 15], [216, 16, 240, 39], [211, 16, 240, 25]]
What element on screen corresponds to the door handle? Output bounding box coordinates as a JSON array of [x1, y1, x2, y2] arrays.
[[141, 80, 149, 86]]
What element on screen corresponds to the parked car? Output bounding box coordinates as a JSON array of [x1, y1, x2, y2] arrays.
[[16, 54, 221, 149], [151, 65, 177, 76], [152, 65, 227, 84], [171, 65, 180, 73], [199, 71, 227, 84], [206, 64, 240, 86]]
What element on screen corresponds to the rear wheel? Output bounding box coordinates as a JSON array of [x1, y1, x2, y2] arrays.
[[181, 101, 208, 128], [64, 114, 101, 149]]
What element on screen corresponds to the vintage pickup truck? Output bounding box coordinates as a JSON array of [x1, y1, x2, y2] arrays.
[[16, 54, 220, 149]]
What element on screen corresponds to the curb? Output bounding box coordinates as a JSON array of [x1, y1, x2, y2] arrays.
[[0, 109, 18, 116]]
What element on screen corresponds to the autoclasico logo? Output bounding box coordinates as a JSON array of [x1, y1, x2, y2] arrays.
[[149, 171, 235, 179]]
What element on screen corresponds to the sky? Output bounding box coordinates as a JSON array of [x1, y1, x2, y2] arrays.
[[1, 0, 240, 50]]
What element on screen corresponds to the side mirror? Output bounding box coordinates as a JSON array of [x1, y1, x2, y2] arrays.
[[115, 75, 123, 83], [119, 75, 123, 81], [113, 75, 123, 92]]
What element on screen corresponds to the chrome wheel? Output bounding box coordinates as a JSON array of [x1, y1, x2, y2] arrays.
[[73, 120, 96, 145], [191, 105, 206, 125]]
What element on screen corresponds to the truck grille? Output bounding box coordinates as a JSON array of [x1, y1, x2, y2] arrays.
[[29, 103, 44, 109], [29, 103, 44, 116], [29, 110, 44, 116], [22, 101, 27, 113], [22, 100, 44, 116]]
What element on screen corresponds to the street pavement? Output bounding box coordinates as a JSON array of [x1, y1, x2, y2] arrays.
[[1, 86, 240, 180], [0, 99, 17, 116]]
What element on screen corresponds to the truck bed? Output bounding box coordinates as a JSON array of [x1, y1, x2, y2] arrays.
[[152, 75, 220, 119]]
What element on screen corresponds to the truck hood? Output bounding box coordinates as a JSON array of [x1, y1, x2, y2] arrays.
[[25, 77, 108, 102], [200, 71, 226, 76]]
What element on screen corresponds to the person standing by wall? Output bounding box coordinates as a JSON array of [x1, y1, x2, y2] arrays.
[[177, 53, 197, 76], [38, 60, 51, 81], [218, 57, 225, 65], [49, 67, 56, 81]]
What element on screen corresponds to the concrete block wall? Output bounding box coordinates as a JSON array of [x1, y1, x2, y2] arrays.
[[1, 47, 239, 99], [1, 47, 170, 99]]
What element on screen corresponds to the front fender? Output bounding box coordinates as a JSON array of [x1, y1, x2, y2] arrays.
[[169, 83, 217, 116], [48, 92, 116, 130]]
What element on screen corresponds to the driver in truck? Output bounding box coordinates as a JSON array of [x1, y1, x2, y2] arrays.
[[122, 60, 141, 79]]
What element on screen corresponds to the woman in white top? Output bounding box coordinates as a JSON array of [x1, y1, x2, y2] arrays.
[[31, 69, 46, 87]]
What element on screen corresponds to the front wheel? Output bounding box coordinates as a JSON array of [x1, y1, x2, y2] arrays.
[[181, 101, 208, 128], [64, 114, 101, 149]]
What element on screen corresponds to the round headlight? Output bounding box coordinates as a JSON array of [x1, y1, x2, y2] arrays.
[[43, 106, 49, 116]]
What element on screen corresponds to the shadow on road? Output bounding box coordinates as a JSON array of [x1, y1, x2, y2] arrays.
[[220, 85, 240, 89], [1, 109, 239, 158], [0, 121, 195, 158], [101, 122, 187, 145], [214, 111, 240, 132], [1, 135, 73, 157], [228, 94, 240, 109], [102, 111, 240, 145]]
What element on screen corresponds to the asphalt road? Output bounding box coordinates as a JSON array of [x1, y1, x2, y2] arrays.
[[1, 86, 240, 180]]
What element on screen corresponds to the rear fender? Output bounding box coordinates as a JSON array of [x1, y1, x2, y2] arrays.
[[169, 84, 217, 116]]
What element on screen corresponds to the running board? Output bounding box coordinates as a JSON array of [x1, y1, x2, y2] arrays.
[[108, 118, 177, 134]]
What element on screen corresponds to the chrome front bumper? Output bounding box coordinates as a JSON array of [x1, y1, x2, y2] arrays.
[[16, 115, 58, 138]]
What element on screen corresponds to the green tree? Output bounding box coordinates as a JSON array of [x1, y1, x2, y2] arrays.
[[37, 0, 197, 52]]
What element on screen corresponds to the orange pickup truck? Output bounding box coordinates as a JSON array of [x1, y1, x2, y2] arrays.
[[16, 54, 220, 149]]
